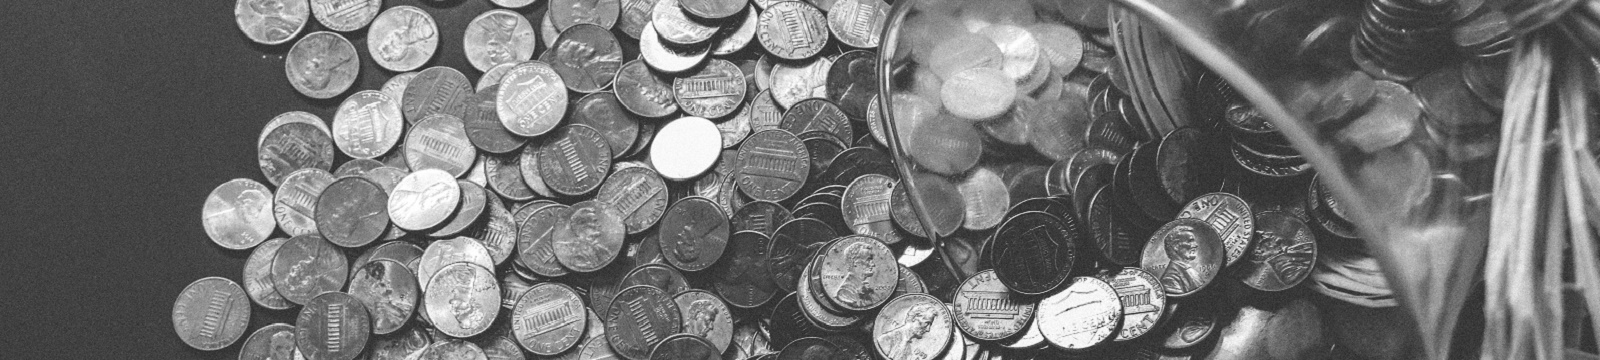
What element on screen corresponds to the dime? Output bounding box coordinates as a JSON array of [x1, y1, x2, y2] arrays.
[[1176, 192, 1254, 266], [758, 1, 830, 60], [597, 166, 671, 234], [816, 235, 897, 311], [871, 293, 952, 360], [402, 66, 473, 123], [770, 57, 832, 109], [425, 262, 501, 338], [381, 72, 418, 106], [553, 200, 627, 272], [651, 334, 721, 360], [673, 290, 735, 353], [714, 8, 760, 55], [497, 61, 568, 137], [387, 169, 461, 231], [551, 0, 622, 31], [1105, 268, 1166, 342], [714, 231, 778, 308], [294, 292, 370, 360], [464, 10, 538, 72], [623, 263, 692, 294], [675, 59, 746, 118], [951, 270, 1034, 341], [640, 22, 710, 73], [422, 339, 488, 360], [429, 180, 488, 238], [653, 0, 719, 45], [737, 129, 810, 202], [235, 0, 309, 46], [309, 0, 377, 32], [272, 168, 334, 237], [614, 59, 680, 117], [659, 197, 731, 272], [990, 211, 1079, 295], [1236, 211, 1317, 292], [650, 117, 723, 181], [780, 99, 851, 144], [315, 176, 390, 248], [537, 125, 612, 196], [1037, 277, 1121, 350], [607, 285, 684, 360], [285, 31, 359, 99], [548, 24, 625, 93], [243, 238, 294, 310], [332, 91, 404, 160], [957, 168, 1008, 231], [367, 6, 437, 72], [730, 200, 791, 236], [825, 50, 878, 119], [172, 277, 251, 351], [1140, 218, 1226, 297], [238, 323, 297, 359], [516, 204, 574, 277], [841, 174, 900, 244], [826, 0, 886, 48], [203, 179, 277, 250], [260, 121, 335, 187], [511, 282, 587, 355], [348, 259, 418, 335], [942, 68, 1016, 121], [271, 234, 349, 305], [570, 92, 641, 157]]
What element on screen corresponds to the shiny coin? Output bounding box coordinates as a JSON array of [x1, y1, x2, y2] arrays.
[[1037, 277, 1120, 350], [238, 323, 297, 359], [367, 6, 437, 72], [674, 59, 747, 118], [464, 10, 538, 72], [619, 0, 661, 38], [1106, 267, 1166, 342], [817, 235, 898, 311], [429, 180, 489, 238], [243, 238, 294, 310], [780, 99, 851, 144], [381, 72, 417, 106], [295, 292, 371, 360], [463, 86, 529, 154], [1236, 211, 1316, 291], [640, 22, 710, 73], [770, 57, 832, 109], [270, 234, 349, 305], [673, 290, 735, 353], [536, 125, 612, 196], [418, 236, 497, 292], [597, 166, 671, 234], [713, 8, 760, 54], [1176, 192, 1253, 266], [682, 0, 745, 20], [957, 167, 1008, 231], [548, 24, 625, 93], [497, 61, 568, 137], [553, 200, 627, 272], [348, 259, 418, 335], [478, 63, 516, 91], [614, 59, 680, 117], [826, 0, 886, 48], [1027, 24, 1084, 76], [172, 277, 251, 351], [976, 24, 1041, 83], [314, 176, 390, 248], [258, 111, 329, 148], [1140, 218, 1225, 297], [332, 90, 404, 159], [825, 50, 878, 119], [235, 0, 310, 45], [203, 179, 277, 250], [927, 32, 1002, 80], [870, 293, 953, 360], [274, 168, 334, 237], [387, 169, 461, 231], [651, 334, 720, 360], [491, 0, 536, 8], [651, 117, 723, 181], [285, 31, 359, 99], [425, 262, 501, 338], [623, 263, 693, 294], [606, 285, 684, 360], [736, 129, 810, 202], [516, 204, 574, 278], [841, 174, 900, 244], [659, 197, 731, 272], [758, 1, 830, 60], [906, 115, 981, 176], [309, 0, 377, 32], [551, 0, 622, 31], [570, 92, 641, 156], [511, 282, 587, 356], [402, 66, 473, 123], [942, 67, 1016, 121], [714, 231, 778, 308], [422, 339, 488, 360], [952, 269, 1035, 341], [259, 121, 335, 187], [654, 0, 719, 45], [991, 211, 1079, 295]]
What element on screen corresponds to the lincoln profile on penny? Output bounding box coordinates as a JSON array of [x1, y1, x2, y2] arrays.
[[830, 241, 880, 308], [1160, 227, 1204, 293], [292, 35, 354, 91], [877, 302, 939, 360]]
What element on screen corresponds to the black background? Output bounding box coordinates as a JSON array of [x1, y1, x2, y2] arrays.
[[0, 1, 555, 358]]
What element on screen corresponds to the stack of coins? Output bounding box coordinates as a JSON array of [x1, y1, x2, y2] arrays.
[[1351, 0, 1457, 81]]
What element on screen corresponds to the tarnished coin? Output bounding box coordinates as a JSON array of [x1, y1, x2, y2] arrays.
[[497, 61, 568, 137], [1155, 128, 1218, 207], [623, 263, 692, 294], [614, 59, 680, 117], [1087, 185, 1142, 266], [714, 231, 778, 308], [243, 238, 294, 310], [1176, 192, 1254, 266], [203, 179, 277, 250], [749, 90, 785, 132], [640, 22, 710, 73], [464, 10, 538, 72], [826, 0, 886, 48], [511, 282, 587, 356], [650, 334, 720, 360], [238, 323, 297, 360], [429, 181, 489, 238], [422, 339, 488, 360], [315, 176, 390, 248], [659, 197, 731, 272], [653, 0, 719, 45], [651, 117, 723, 181], [714, 8, 760, 55], [551, 0, 622, 31], [737, 129, 810, 202], [871, 293, 952, 360], [673, 290, 735, 353], [548, 24, 625, 93], [817, 235, 897, 311], [418, 237, 497, 293], [172, 277, 251, 351], [731, 200, 791, 236], [309, 0, 377, 32], [271, 234, 349, 305], [991, 211, 1078, 295], [367, 6, 437, 72], [607, 285, 684, 360], [464, 86, 529, 154], [387, 169, 461, 231], [957, 168, 1008, 231], [294, 292, 370, 360], [332, 91, 404, 159], [570, 92, 641, 157], [402, 66, 473, 123], [1140, 218, 1225, 297], [841, 174, 900, 244], [273, 168, 334, 237], [952, 270, 1035, 341], [1037, 277, 1120, 350], [1105, 268, 1166, 342], [825, 50, 877, 119], [516, 204, 574, 278], [1159, 300, 1217, 350], [537, 125, 612, 196], [425, 262, 501, 338], [758, 1, 829, 60], [260, 121, 335, 187], [597, 166, 670, 234], [285, 31, 359, 99], [770, 57, 832, 109], [1236, 211, 1316, 292], [553, 200, 627, 272], [348, 259, 418, 335], [353, 240, 424, 277], [235, 0, 310, 45], [780, 99, 851, 144], [674, 59, 746, 118]]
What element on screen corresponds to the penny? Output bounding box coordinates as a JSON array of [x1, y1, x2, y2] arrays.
[[242, 238, 294, 311], [403, 66, 473, 123], [381, 72, 418, 106], [258, 111, 330, 149], [990, 211, 1079, 295], [898, 172, 964, 238], [826, 0, 886, 49], [277, 171, 339, 243], [943, 68, 1016, 121], [464, 10, 538, 72], [387, 169, 460, 231], [422, 339, 489, 360], [797, 261, 866, 329], [928, 32, 1002, 80], [718, 105, 755, 148], [1104, 268, 1167, 342], [840, 174, 900, 244], [425, 262, 501, 338], [1140, 218, 1226, 297], [235, 0, 310, 45], [400, 114, 474, 178], [549, 24, 625, 93], [714, 8, 760, 55], [758, 1, 829, 60], [458, 91, 524, 156], [430, 180, 489, 238], [900, 238, 935, 268], [682, 0, 745, 20], [769, 295, 825, 348], [998, 311, 1046, 349], [366, 6, 437, 72], [238, 323, 297, 360], [905, 115, 981, 176], [570, 92, 642, 157], [259, 122, 335, 188], [792, 202, 848, 236], [614, 59, 681, 118], [816, 235, 897, 311], [674, 59, 746, 118], [309, 0, 377, 32], [737, 129, 811, 202], [639, 22, 710, 73], [331, 92, 403, 160], [871, 293, 953, 360], [1155, 128, 1218, 206], [285, 31, 359, 99], [596, 166, 671, 234], [511, 282, 587, 356], [1159, 300, 1217, 350], [780, 99, 852, 144], [172, 277, 251, 351], [479, 64, 517, 91], [731, 200, 791, 236], [1027, 24, 1084, 76], [607, 285, 684, 360], [823, 51, 877, 121], [1087, 186, 1142, 266], [673, 290, 735, 353], [1176, 192, 1254, 266], [497, 61, 568, 137], [537, 125, 613, 196], [768, 223, 822, 293], [551, 0, 622, 31], [348, 259, 418, 335], [651, 334, 721, 360], [499, 271, 536, 310], [1037, 277, 1121, 350], [749, 90, 786, 132], [951, 269, 1034, 341], [802, 135, 847, 182], [203, 179, 277, 250], [315, 176, 390, 248], [517, 142, 558, 198], [619, 0, 661, 38], [956, 168, 1009, 231], [770, 57, 832, 109], [1236, 211, 1317, 292], [417, 236, 496, 293], [976, 25, 1041, 82], [651, 117, 724, 181], [295, 292, 371, 360], [654, 0, 720, 45], [778, 337, 842, 359], [714, 231, 778, 308], [367, 326, 431, 360], [270, 234, 349, 305], [577, 337, 622, 359], [623, 263, 692, 294], [517, 204, 574, 278], [552, 200, 627, 272], [478, 336, 526, 360], [356, 241, 425, 277]]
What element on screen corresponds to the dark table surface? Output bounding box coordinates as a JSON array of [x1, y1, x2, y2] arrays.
[[0, 1, 549, 358]]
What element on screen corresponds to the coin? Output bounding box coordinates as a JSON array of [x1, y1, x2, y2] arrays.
[[461, 89, 527, 155], [1175, 192, 1253, 267], [927, 32, 1002, 80], [674, 59, 746, 118], [497, 61, 568, 137], [596, 166, 671, 234], [737, 129, 810, 202], [815, 235, 898, 311], [366, 6, 437, 72], [516, 204, 574, 278], [992, 211, 1080, 295], [719, 105, 755, 148], [607, 285, 684, 360], [478, 336, 526, 360], [294, 292, 371, 360], [905, 115, 981, 176], [840, 174, 901, 244], [242, 238, 294, 311], [650, 117, 723, 181], [653, 0, 719, 45], [309, 0, 377, 32], [172, 277, 252, 351], [553, 200, 627, 272], [238, 323, 297, 359], [770, 57, 832, 109], [464, 10, 538, 72], [537, 125, 613, 196], [682, 0, 745, 19], [202, 179, 277, 250], [1140, 218, 1225, 297], [780, 99, 852, 144], [271, 234, 350, 306], [714, 8, 760, 55], [650, 334, 721, 360], [1158, 301, 1217, 350], [348, 259, 419, 335], [870, 293, 952, 360], [331, 92, 404, 160], [658, 197, 731, 272], [749, 90, 786, 132], [953, 168, 1008, 231], [259, 121, 335, 187], [511, 282, 587, 355], [387, 169, 461, 231], [430, 180, 489, 238], [517, 141, 559, 198], [368, 326, 431, 360], [1105, 268, 1166, 342], [235, 0, 310, 45], [551, 0, 622, 31], [549, 24, 625, 93], [951, 269, 1034, 341], [822, 0, 886, 49], [758, 1, 830, 60], [315, 176, 390, 248], [1037, 277, 1120, 350], [570, 92, 641, 156], [673, 290, 735, 353], [425, 262, 501, 338], [730, 200, 792, 236], [623, 263, 692, 294], [1027, 23, 1083, 76], [942, 68, 1016, 121], [423, 339, 489, 360], [270, 169, 332, 237], [615, 59, 681, 118], [285, 31, 359, 99], [1236, 211, 1316, 292], [381, 72, 418, 105], [259, 111, 330, 149], [823, 51, 878, 121], [714, 231, 778, 308], [619, 0, 662, 38], [403, 66, 473, 123]]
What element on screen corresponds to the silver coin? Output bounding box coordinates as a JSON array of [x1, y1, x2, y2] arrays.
[[259, 121, 335, 187], [418, 236, 497, 292], [497, 61, 568, 137], [235, 0, 310, 45], [258, 111, 330, 148], [387, 169, 461, 231], [425, 262, 502, 338], [203, 179, 277, 250], [381, 72, 418, 104], [550, 0, 622, 31], [826, 0, 886, 49], [673, 59, 746, 119], [238, 323, 297, 360], [270, 234, 350, 305], [172, 277, 252, 351], [653, 0, 718, 45], [650, 117, 724, 181], [712, 5, 759, 55], [285, 31, 359, 99], [243, 238, 294, 310], [309, 0, 379, 32], [349, 259, 419, 335], [639, 21, 709, 73], [295, 292, 372, 360], [273, 168, 336, 237], [367, 6, 437, 72], [465, 10, 538, 72]]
